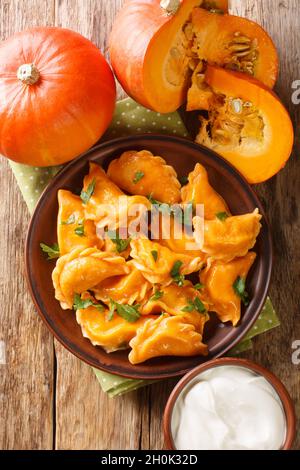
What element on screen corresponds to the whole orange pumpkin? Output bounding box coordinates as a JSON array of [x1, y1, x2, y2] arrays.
[[0, 27, 116, 166]]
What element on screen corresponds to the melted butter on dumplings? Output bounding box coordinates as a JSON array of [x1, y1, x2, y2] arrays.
[[198, 209, 262, 262], [107, 150, 181, 204], [141, 281, 208, 321], [57, 189, 102, 255], [52, 247, 130, 310], [51, 154, 262, 365], [94, 261, 152, 306], [181, 163, 229, 220], [76, 306, 155, 353], [83, 162, 150, 231], [129, 315, 208, 364], [157, 213, 207, 260], [200, 252, 256, 326], [130, 238, 204, 285]]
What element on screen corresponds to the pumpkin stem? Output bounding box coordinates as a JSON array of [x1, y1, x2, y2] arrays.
[[160, 0, 180, 15], [17, 63, 40, 85]]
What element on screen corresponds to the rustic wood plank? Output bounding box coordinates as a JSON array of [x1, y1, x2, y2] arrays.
[[230, 0, 300, 450], [53, 0, 144, 450], [0, 0, 55, 450], [1, 0, 299, 451]]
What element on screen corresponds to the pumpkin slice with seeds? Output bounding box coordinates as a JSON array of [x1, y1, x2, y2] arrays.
[[195, 66, 294, 183], [202, 0, 228, 13], [188, 8, 278, 101]]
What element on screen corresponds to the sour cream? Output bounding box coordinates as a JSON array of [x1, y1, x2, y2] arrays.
[[171, 366, 286, 450]]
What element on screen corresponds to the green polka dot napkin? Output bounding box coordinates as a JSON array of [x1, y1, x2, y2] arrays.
[[8, 97, 280, 397]]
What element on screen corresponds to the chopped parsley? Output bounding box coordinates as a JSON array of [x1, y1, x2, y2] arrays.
[[74, 220, 85, 237], [61, 214, 75, 225], [108, 299, 141, 323], [170, 260, 185, 287], [151, 250, 158, 262], [216, 212, 229, 221], [194, 283, 205, 291], [181, 300, 195, 313], [233, 276, 250, 306], [150, 290, 164, 302], [80, 178, 96, 204], [133, 171, 145, 184], [106, 230, 131, 253], [40, 242, 60, 260], [73, 293, 104, 312], [182, 297, 207, 314]]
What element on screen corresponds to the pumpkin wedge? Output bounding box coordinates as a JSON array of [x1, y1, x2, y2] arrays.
[[202, 0, 228, 12], [186, 8, 278, 111], [195, 66, 294, 183], [110, 0, 204, 113]]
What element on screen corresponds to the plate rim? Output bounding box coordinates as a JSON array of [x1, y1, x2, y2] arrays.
[[25, 134, 273, 379]]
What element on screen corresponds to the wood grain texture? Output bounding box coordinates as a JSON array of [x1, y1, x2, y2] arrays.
[[230, 0, 300, 450], [0, 0, 55, 450], [53, 0, 141, 451], [0, 0, 299, 450]]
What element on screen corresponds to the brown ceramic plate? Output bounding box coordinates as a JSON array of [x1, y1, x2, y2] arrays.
[[25, 135, 273, 379]]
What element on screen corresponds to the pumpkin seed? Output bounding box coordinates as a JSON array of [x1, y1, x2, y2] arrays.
[[229, 43, 251, 52], [231, 35, 252, 44], [231, 99, 243, 114]]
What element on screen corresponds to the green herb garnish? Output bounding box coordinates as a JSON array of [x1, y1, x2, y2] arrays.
[[151, 250, 158, 262], [147, 194, 172, 214], [150, 290, 164, 302], [216, 212, 229, 221], [233, 276, 250, 306], [133, 171, 145, 184], [182, 297, 207, 314], [73, 293, 104, 312], [106, 230, 131, 253], [147, 193, 160, 205], [194, 297, 207, 313], [108, 299, 141, 323], [194, 283, 204, 291], [116, 303, 141, 323], [181, 300, 195, 313], [170, 260, 185, 287], [74, 221, 85, 237], [40, 242, 60, 260], [80, 178, 96, 204], [108, 299, 116, 321], [61, 214, 75, 225]]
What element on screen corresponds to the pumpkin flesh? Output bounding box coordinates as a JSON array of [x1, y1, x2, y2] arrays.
[[110, 0, 203, 113], [187, 7, 278, 113], [196, 66, 294, 183]]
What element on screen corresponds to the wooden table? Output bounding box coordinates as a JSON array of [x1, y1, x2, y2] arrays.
[[0, 0, 299, 450]]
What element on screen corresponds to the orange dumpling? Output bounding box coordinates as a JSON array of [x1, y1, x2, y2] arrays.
[[52, 247, 130, 310], [76, 306, 154, 353], [199, 209, 262, 262], [82, 162, 124, 221], [107, 150, 181, 204], [181, 163, 229, 220], [82, 162, 150, 231], [141, 281, 208, 320], [130, 238, 204, 285], [57, 189, 102, 255], [94, 260, 152, 306], [156, 213, 207, 260], [200, 252, 256, 325], [129, 315, 208, 364]]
